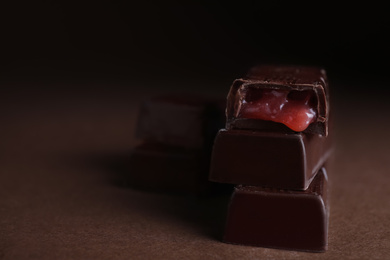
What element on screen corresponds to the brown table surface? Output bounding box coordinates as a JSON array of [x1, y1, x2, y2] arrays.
[[1, 78, 390, 259]]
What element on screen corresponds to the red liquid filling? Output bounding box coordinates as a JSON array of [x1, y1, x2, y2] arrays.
[[239, 89, 317, 132]]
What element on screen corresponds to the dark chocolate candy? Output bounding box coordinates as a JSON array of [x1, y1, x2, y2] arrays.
[[226, 65, 329, 135], [223, 167, 329, 252], [136, 95, 225, 149], [209, 129, 332, 190]]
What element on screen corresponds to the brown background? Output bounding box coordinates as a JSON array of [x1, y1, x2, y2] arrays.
[[1, 1, 390, 259]]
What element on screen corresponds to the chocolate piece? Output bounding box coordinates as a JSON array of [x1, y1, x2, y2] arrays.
[[129, 95, 227, 195], [226, 65, 329, 135], [223, 168, 329, 252], [209, 129, 332, 190], [136, 95, 225, 149]]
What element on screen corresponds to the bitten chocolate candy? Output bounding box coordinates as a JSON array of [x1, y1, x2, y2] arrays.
[[226, 65, 329, 135], [223, 168, 329, 252], [209, 129, 332, 190]]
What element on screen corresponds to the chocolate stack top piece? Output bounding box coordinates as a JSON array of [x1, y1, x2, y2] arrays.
[[226, 65, 329, 136]]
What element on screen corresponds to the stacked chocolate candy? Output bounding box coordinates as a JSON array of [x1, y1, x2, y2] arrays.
[[209, 65, 333, 252], [129, 95, 226, 195]]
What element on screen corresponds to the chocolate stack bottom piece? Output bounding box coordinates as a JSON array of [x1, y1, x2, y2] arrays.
[[127, 95, 226, 195], [223, 168, 329, 252]]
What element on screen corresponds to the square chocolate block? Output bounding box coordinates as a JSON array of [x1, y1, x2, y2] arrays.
[[223, 168, 329, 252], [209, 129, 332, 190]]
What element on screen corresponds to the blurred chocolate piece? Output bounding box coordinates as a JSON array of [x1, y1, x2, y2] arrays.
[[128, 95, 226, 195], [223, 168, 329, 252], [226, 65, 329, 135], [209, 129, 332, 190], [136, 95, 225, 149]]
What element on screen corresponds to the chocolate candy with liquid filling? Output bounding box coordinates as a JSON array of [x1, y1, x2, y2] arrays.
[[223, 168, 329, 252], [209, 129, 332, 190], [226, 65, 329, 135]]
